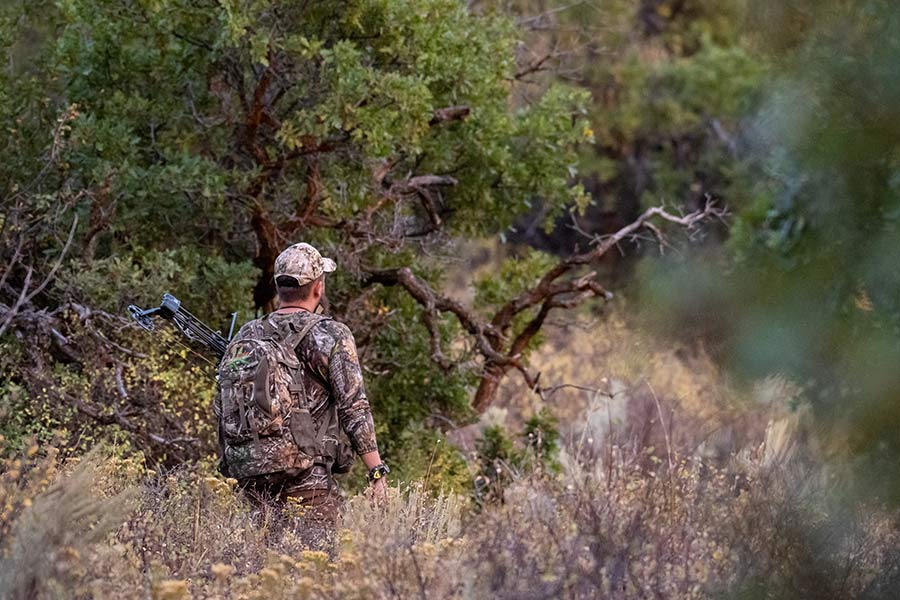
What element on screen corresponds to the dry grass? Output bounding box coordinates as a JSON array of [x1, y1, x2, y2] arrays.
[[2, 423, 898, 599], [2, 311, 900, 599], [0, 444, 137, 599]]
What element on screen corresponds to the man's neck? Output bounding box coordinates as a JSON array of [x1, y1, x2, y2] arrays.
[[275, 301, 318, 313]]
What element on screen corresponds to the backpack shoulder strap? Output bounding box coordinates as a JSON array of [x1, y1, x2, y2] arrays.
[[283, 314, 330, 405], [284, 313, 331, 351]]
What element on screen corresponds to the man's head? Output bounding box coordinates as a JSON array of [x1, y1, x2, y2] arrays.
[[273, 243, 336, 308]]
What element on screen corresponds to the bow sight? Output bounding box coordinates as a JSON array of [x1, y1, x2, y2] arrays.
[[128, 293, 237, 361]]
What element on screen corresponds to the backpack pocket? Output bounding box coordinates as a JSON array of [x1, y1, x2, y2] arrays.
[[289, 407, 319, 458], [219, 374, 256, 443], [319, 405, 355, 473]]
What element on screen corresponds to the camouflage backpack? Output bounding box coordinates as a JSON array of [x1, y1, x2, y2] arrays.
[[215, 313, 346, 480]]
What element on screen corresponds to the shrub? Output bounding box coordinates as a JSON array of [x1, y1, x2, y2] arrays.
[[0, 443, 136, 598], [3, 401, 897, 599]]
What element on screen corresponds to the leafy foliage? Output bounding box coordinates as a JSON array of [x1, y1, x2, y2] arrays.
[[473, 408, 560, 505], [0, 0, 590, 481], [641, 0, 900, 503], [500, 0, 765, 253]]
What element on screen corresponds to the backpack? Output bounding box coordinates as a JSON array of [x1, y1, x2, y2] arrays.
[[215, 313, 351, 481]]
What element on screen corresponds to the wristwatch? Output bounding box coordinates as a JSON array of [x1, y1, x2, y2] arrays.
[[367, 462, 390, 483]]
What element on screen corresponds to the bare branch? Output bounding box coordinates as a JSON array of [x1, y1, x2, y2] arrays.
[[493, 200, 721, 329], [0, 266, 33, 338], [516, 2, 586, 27], [114, 362, 129, 401], [365, 200, 721, 413], [66, 390, 197, 447], [429, 106, 470, 126], [514, 52, 553, 80], [397, 175, 459, 190], [24, 214, 79, 306], [0, 234, 25, 293], [364, 267, 507, 364]]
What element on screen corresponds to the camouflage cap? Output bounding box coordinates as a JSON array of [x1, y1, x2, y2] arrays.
[[274, 243, 336, 286]]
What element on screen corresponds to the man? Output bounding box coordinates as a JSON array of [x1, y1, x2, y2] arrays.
[[216, 242, 388, 529]]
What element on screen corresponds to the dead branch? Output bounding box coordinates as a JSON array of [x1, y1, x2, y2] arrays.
[[23, 214, 79, 306], [516, 2, 586, 28], [514, 53, 553, 80], [0, 235, 26, 293], [492, 200, 721, 329], [0, 214, 79, 337], [114, 361, 129, 400], [365, 201, 721, 413], [66, 391, 197, 448], [429, 106, 470, 126], [387, 175, 459, 195]]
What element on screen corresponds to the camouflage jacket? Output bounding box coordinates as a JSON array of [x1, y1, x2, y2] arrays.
[[217, 310, 378, 491]]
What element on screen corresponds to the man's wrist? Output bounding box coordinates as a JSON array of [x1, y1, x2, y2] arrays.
[[367, 462, 390, 483]]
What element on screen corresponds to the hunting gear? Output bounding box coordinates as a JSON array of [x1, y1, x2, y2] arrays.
[[128, 293, 234, 360], [128, 242, 388, 523]]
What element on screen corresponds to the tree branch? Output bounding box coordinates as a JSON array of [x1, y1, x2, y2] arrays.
[[492, 200, 721, 329], [429, 106, 470, 126], [0, 214, 79, 337], [364, 201, 721, 413], [364, 267, 507, 364]]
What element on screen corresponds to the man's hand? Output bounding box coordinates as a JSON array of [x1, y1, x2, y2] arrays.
[[360, 451, 389, 506], [369, 477, 388, 507]]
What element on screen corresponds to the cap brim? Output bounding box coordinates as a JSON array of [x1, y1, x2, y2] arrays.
[[322, 257, 337, 273]]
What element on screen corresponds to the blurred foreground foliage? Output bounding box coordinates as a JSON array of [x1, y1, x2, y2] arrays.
[[640, 0, 900, 503]]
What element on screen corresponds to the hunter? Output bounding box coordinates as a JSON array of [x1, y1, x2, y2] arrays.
[[215, 242, 388, 528]]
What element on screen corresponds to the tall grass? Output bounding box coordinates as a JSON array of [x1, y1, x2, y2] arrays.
[[2, 317, 899, 598], [2, 413, 898, 599]]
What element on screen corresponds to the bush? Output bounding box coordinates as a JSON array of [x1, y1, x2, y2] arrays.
[[3, 394, 898, 599]]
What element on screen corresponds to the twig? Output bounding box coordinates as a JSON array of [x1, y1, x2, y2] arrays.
[[24, 214, 79, 305], [645, 380, 674, 471], [0, 235, 25, 293], [0, 265, 33, 336], [423, 439, 441, 492]]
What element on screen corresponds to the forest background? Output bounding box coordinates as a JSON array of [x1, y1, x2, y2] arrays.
[[2, 0, 900, 598]]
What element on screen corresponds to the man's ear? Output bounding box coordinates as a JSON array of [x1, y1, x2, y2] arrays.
[[315, 278, 325, 298]]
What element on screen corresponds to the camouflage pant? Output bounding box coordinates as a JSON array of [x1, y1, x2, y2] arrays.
[[282, 487, 343, 523], [239, 476, 343, 552]]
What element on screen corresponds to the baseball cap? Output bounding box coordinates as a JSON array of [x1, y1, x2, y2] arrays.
[[273, 242, 336, 286]]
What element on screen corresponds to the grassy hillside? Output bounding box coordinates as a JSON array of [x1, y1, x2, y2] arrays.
[[3, 313, 899, 599]]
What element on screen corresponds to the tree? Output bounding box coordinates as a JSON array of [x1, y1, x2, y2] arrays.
[[0, 0, 712, 479], [492, 0, 763, 255]]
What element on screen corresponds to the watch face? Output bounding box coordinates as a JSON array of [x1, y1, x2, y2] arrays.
[[369, 464, 389, 481]]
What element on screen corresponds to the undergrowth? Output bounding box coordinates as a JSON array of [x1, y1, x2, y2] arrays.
[[2, 411, 898, 599], [2, 317, 899, 599]]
